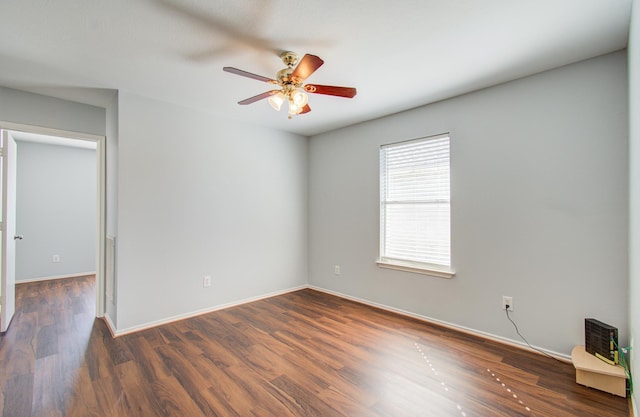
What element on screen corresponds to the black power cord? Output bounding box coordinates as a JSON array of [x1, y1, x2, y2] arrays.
[[504, 305, 564, 363]]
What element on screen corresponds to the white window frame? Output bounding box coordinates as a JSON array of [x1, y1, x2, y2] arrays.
[[377, 133, 455, 278]]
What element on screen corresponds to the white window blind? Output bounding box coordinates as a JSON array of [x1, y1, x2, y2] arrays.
[[380, 134, 451, 269]]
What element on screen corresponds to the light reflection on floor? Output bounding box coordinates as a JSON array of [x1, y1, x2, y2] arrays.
[[486, 368, 532, 414], [414, 342, 468, 417], [414, 342, 535, 416]]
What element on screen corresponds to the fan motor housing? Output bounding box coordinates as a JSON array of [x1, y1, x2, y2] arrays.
[[280, 51, 298, 67], [276, 67, 294, 83]]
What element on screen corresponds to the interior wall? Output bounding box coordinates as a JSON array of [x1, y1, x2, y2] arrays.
[[15, 141, 96, 281], [627, 0, 639, 412], [0, 86, 106, 136], [105, 90, 119, 325], [308, 51, 629, 357], [115, 91, 308, 332]]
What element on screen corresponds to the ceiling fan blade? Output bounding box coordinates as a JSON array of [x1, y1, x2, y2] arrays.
[[304, 84, 357, 98], [238, 90, 280, 105], [300, 104, 311, 114], [290, 54, 324, 82], [223, 67, 276, 83]]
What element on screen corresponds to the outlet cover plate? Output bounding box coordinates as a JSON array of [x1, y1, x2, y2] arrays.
[[502, 296, 513, 312]]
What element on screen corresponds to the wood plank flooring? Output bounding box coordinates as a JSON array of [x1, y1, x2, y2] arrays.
[[0, 276, 630, 416]]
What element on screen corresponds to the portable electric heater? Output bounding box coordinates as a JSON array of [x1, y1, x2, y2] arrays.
[[584, 318, 618, 365]]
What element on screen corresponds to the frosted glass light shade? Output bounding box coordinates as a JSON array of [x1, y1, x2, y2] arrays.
[[288, 100, 300, 115], [291, 90, 308, 107], [268, 92, 285, 111]]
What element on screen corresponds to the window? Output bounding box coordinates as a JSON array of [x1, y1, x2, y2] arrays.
[[378, 134, 454, 278]]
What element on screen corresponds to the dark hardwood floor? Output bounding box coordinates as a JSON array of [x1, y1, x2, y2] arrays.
[[0, 276, 630, 416]]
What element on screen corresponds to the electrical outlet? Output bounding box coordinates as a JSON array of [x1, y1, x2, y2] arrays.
[[334, 265, 341, 275], [52, 254, 60, 263], [502, 296, 513, 312], [203, 275, 211, 288]]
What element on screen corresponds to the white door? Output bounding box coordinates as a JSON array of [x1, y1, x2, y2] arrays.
[[0, 130, 17, 332]]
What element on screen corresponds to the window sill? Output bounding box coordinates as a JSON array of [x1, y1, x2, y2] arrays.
[[376, 259, 456, 279]]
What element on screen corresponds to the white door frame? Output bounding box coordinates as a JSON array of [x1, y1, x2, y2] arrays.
[[1, 130, 18, 331], [0, 121, 107, 318]]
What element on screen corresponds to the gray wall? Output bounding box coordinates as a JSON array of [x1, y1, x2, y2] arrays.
[[0, 87, 106, 136], [628, 0, 639, 412], [115, 92, 308, 331], [105, 91, 119, 325], [0, 87, 118, 328], [308, 51, 629, 357], [0, 86, 309, 334], [15, 141, 96, 280]]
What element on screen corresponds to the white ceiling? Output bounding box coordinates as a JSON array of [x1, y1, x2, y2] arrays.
[[0, 0, 632, 137]]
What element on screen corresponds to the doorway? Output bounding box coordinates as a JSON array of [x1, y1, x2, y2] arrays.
[[0, 122, 106, 331]]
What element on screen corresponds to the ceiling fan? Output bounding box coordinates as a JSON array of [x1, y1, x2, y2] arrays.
[[223, 51, 357, 119]]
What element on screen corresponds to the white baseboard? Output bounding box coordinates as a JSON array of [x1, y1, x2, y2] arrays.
[[111, 284, 308, 337], [103, 313, 117, 337], [17, 271, 96, 284], [109, 283, 570, 362], [308, 285, 571, 362]]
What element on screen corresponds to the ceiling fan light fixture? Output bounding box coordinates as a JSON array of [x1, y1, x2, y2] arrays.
[[268, 92, 285, 111], [291, 89, 308, 107], [223, 52, 357, 119], [288, 100, 301, 115]]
